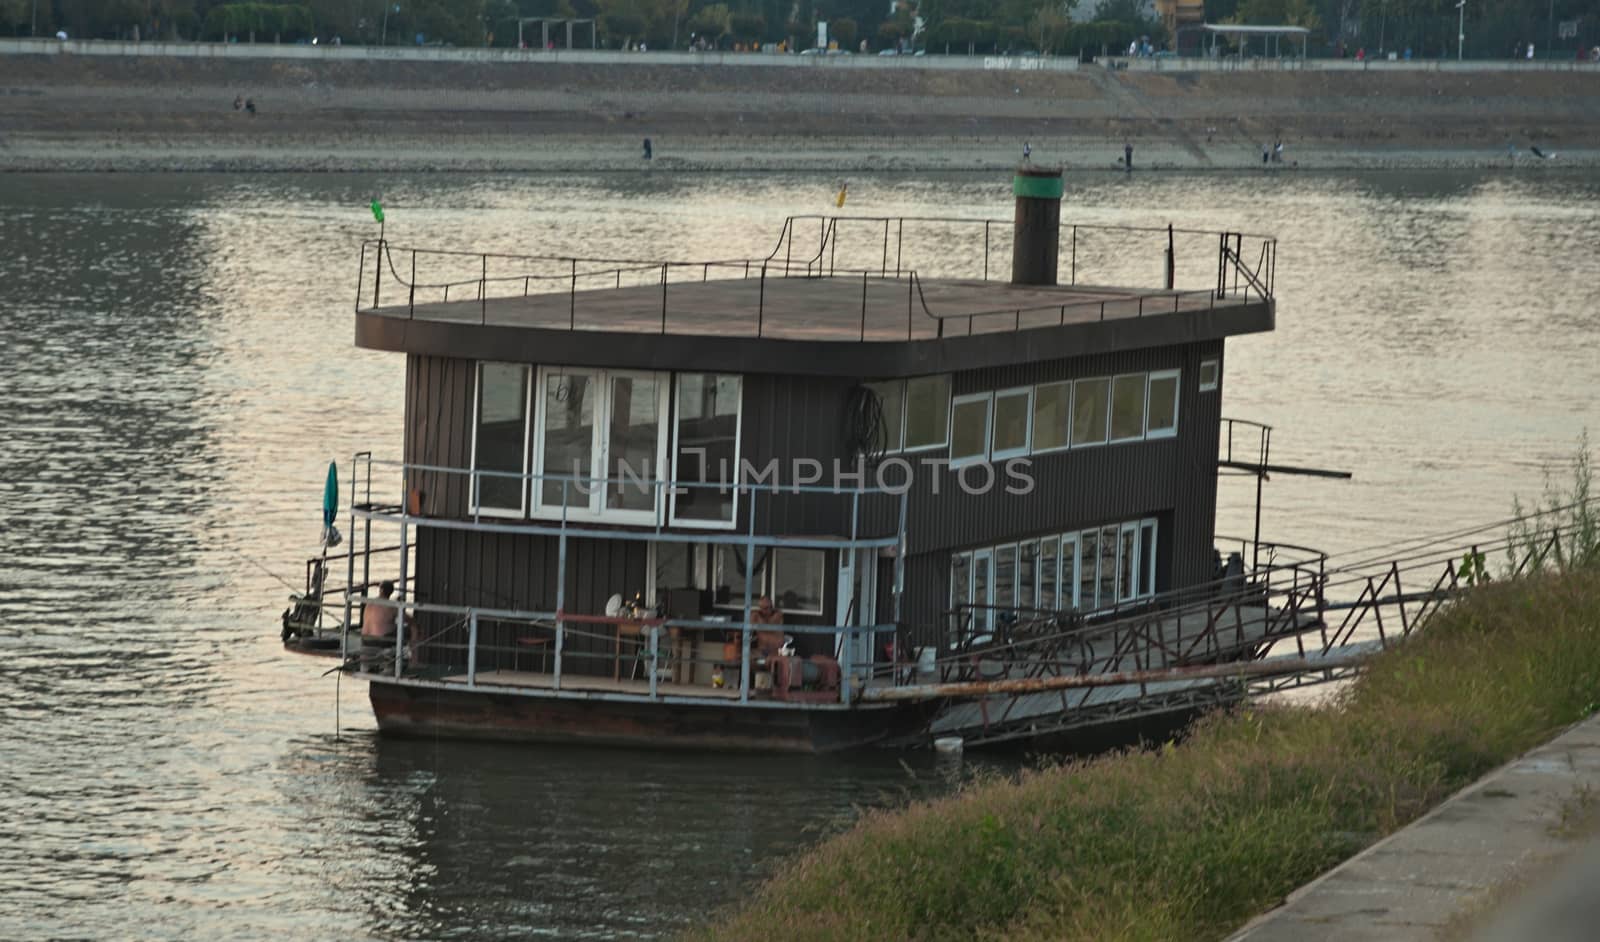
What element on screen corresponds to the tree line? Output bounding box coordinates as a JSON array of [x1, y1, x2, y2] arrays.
[[6, 0, 1595, 59]]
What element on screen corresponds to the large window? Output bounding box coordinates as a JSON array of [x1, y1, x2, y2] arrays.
[[949, 393, 992, 466], [869, 375, 951, 453], [471, 362, 531, 515], [1071, 377, 1109, 446], [713, 545, 825, 615], [1033, 381, 1071, 452], [535, 367, 669, 522], [1109, 374, 1147, 442], [773, 548, 826, 615], [992, 387, 1032, 459], [1146, 370, 1179, 438], [868, 380, 904, 452], [948, 519, 1156, 644], [672, 374, 742, 526], [904, 375, 951, 451]]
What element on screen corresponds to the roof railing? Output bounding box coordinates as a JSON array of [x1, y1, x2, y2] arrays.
[[355, 214, 1276, 339]]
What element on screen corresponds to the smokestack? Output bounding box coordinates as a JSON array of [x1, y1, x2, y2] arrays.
[[1011, 166, 1063, 286]]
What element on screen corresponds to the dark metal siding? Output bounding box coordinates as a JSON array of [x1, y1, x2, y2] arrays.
[[404, 354, 476, 519]]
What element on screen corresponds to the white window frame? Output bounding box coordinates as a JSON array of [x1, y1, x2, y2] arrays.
[[1139, 518, 1158, 599], [1060, 533, 1079, 610], [712, 544, 768, 611], [772, 547, 827, 615], [1145, 369, 1181, 440], [668, 373, 744, 531], [531, 367, 672, 525], [991, 386, 1034, 460], [1108, 372, 1150, 445], [902, 374, 952, 453], [1118, 521, 1140, 602], [1031, 380, 1073, 455], [948, 392, 993, 468], [1199, 359, 1220, 392], [469, 361, 533, 519]]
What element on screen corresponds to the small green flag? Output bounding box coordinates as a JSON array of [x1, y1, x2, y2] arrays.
[[370, 200, 384, 223]]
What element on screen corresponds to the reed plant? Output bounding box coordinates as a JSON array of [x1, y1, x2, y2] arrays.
[[702, 445, 1600, 942]]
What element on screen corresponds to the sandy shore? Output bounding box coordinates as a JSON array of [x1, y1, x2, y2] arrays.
[[3, 54, 1598, 171]]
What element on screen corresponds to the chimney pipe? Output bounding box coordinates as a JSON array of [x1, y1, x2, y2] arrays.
[[1011, 166, 1064, 286]]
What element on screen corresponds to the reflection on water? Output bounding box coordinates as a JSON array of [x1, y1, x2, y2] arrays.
[[1, 170, 1597, 940]]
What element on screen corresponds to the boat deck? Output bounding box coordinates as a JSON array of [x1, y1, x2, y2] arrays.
[[373, 275, 1246, 342]]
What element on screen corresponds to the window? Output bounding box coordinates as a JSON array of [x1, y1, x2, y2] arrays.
[[1109, 374, 1147, 442], [1039, 538, 1058, 611], [471, 362, 530, 515], [773, 548, 826, 614], [535, 367, 669, 522], [949, 393, 992, 466], [867, 380, 904, 452], [1071, 377, 1109, 446], [992, 387, 1032, 459], [672, 374, 742, 526], [651, 540, 694, 606], [713, 544, 767, 608], [539, 368, 597, 510], [1146, 370, 1180, 439], [1139, 519, 1157, 598], [1097, 524, 1119, 607], [1019, 541, 1038, 609], [1032, 381, 1071, 452], [904, 375, 951, 451], [995, 544, 1017, 611], [1059, 533, 1079, 610], [1199, 359, 1219, 392], [1119, 522, 1138, 602], [1077, 528, 1099, 610]]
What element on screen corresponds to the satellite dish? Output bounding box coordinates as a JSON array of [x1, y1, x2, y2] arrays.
[[604, 593, 624, 618]]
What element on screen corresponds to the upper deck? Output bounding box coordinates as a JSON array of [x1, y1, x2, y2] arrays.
[[355, 215, 1277, 377]]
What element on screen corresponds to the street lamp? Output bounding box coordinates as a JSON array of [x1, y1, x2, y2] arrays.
[[1456, 0, 1466, 61]]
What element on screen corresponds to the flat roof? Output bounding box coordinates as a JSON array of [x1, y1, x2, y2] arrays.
[[357, 274, 1274, 377]]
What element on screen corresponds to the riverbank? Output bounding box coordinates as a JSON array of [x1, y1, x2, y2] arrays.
[[3, 52, 1598, 171], [698, 564, 1600, 942]]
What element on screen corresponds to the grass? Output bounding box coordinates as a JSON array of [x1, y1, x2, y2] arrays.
[[697, 564, 1600, 942]]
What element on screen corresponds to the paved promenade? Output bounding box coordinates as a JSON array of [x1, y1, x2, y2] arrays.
[[1228, 713, 1600, 941]]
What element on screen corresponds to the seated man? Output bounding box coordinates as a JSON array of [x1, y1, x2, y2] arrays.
[[750, 595, 785, 659], [359, 580, 398, 672]]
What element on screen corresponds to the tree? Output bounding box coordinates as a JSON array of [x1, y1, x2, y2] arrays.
[[687, 0, 730, 41], [829, 14, 855, 45], [1028, 4, 1071, 50], [729, 10, 765, 42]]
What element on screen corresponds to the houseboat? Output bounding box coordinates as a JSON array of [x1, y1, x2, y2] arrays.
[[306, 168, 1292, 753]]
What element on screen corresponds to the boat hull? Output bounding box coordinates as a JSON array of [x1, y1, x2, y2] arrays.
[[368, 679, 931, 754]]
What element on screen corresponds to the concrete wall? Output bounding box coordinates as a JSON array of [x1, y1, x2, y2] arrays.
[[0, 37, 1081, 72]]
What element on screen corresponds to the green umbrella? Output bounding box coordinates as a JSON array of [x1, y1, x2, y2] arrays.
[[323, 461, 339, 529]]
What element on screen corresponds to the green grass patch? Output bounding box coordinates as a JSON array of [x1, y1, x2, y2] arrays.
[[698, 566, 1600, 942]]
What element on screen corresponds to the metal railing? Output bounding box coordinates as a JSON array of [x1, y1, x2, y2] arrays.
[[354, 214, 1277, 338], [339, 452, 914, 706]]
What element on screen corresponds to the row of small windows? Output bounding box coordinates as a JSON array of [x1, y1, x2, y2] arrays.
[[951, 518, 1159, 639], [871, 369, 1192, 466]]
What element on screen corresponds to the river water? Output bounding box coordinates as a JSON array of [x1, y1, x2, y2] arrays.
[[2, 170, 1597, 940]]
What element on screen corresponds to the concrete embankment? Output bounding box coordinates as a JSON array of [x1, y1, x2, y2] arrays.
[[2, 48, 1599, 171], [1229, 712, 1600, 942]]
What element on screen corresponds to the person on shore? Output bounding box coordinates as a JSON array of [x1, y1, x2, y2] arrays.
[[233, 95, 243, 111], [360, 580, 399, 673], [1355, 47, 1365, 61], [642, 137, 652, 160], [1023, 141, 1031, 161], [245, 98, 256, 114], [1124, 141, 1133, 172], [1261, 143, 1270, 165], [1527, 42, 1535, 60]]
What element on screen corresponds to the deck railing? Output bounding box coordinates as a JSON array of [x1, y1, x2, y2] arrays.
[[337, 453, 914, 706], [354, 214, 1276, 338]]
